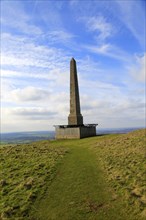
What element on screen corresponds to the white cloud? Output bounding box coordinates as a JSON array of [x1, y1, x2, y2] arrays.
[[83, 43, 131, 62], [128, 53, 146, 82], [115, 0, 145, 47], [37, 1, 64, 30], [1, 78, 69, 109], [85, 16, 114, 41], [1, 43, 68, 69], [1, 92, 145, 132], [1, 69, 48, 80], [1, 73, 145, 132], [1, 107, 57, 132], [1, 33, 71, 75], [44, 30, 76, 44], [1, 1, 42, 36], [11, 87, 50, 102], [81, 95, 145, 127], [11, 107, 57, 119]]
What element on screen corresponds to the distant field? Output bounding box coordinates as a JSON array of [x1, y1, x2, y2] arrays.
[[0, 131, 55, 144], [0, 129, 145, 219], [0, 127, 141, 144]]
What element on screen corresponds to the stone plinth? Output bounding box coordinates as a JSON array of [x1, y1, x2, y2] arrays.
[[55, 125, 96, 139]]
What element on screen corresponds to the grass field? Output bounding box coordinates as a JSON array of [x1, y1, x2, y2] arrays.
[[0, 129, 145, 219], [0, 142, 68, 219]]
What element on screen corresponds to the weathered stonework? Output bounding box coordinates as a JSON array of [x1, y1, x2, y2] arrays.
[[55, 58, 97, 139], [55, 125, 96, 139], [68, 58, 83, 126]]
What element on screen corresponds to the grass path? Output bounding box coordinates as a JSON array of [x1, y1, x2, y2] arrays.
[[31, 139, 134, 220]]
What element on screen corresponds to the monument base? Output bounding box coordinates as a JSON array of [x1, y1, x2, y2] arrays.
[[55, 125, 97, 139]]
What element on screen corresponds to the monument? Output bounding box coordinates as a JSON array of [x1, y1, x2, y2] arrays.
[[55, 58, 97, 139]]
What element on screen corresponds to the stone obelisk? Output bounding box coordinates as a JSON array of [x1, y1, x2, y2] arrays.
[[68, 58, 83, 126], [55, 57, 97, 139]]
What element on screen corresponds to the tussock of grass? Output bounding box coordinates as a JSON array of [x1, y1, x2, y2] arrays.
[[0, 141, 67, 219], [92, 129, 146, 218]]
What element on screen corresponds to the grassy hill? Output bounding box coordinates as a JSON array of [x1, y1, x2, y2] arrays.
[[0, 129, 145, 219]]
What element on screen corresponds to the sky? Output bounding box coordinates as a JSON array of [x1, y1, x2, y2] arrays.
[[1, 0, 146, 132]]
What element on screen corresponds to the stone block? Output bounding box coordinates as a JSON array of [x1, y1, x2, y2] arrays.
[[55, 125, 96, 139]]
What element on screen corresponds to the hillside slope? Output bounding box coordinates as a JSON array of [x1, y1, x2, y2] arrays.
[[0, 141, 68, 219], [91, 129, 146, 219], [0, 129, 145, 219]]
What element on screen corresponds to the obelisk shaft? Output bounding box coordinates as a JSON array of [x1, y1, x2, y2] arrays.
[[68, 58, 83, 125]]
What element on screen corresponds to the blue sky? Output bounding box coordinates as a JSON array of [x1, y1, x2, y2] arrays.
[[1, 0, 145, 132]]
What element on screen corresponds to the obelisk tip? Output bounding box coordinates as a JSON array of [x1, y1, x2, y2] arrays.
[[71, 57, 75, 62]]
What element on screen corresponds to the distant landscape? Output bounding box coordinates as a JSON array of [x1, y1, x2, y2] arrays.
[[0, 127, 143, 144], [0, 131, 55, 144]]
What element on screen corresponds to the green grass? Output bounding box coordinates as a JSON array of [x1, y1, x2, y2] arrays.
[[1, 129, 146, 219], [90, 129, 146, 219], [0, 141, 68, 219], [31, 140, 133, 220]]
